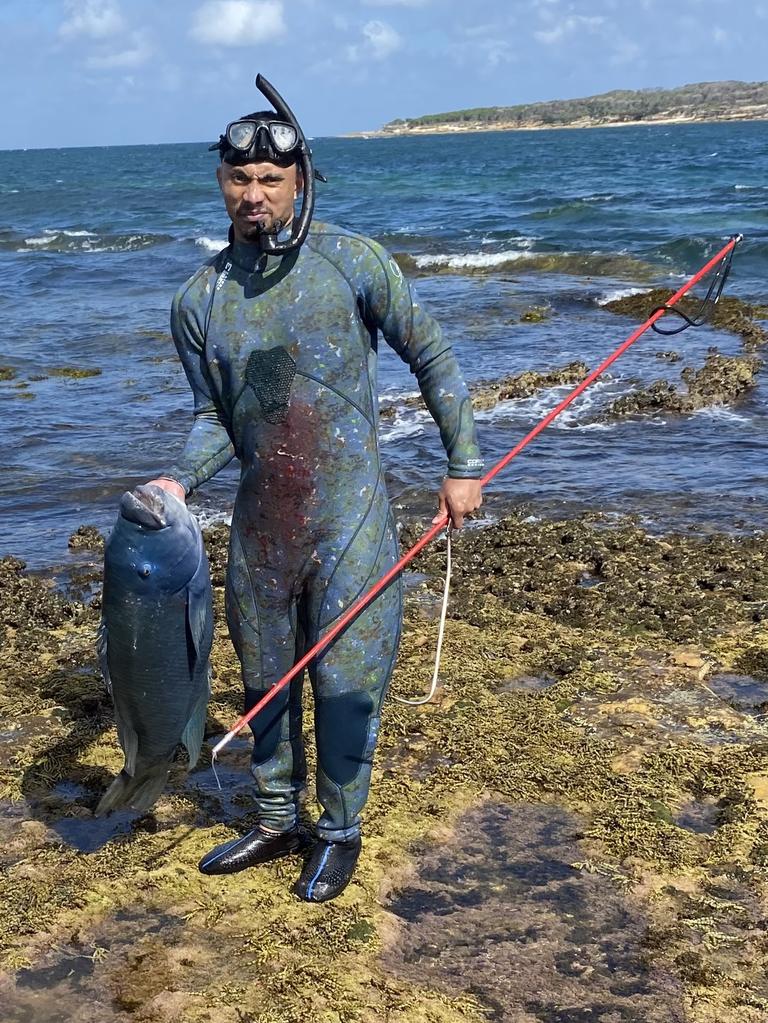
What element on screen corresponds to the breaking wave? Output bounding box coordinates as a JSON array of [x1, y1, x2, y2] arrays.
[[195, 236, 228, 254], [597, 286, 646, 306], [396, 249, 657, 280], [10, 229, 173, 254]]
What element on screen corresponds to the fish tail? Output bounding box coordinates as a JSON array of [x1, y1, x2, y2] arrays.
[[95, 765, 171, 816]]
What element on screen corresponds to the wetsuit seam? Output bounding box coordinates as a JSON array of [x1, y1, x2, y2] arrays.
[[348, 489, 392, 602], [178, 260, 217, 315], [412, 346, 453, 376], [176, 262, 235, 460], [446, 395, 469, 462], [309, 231, 394, 324], [305, 235, 392, 360], [304, 240, 361, 312], [378, 578, 403, 711], [353, 235, 393, 325], [230, 526, 265, 684], [293, 368, 374, 428], [317, 462, 384, 634]]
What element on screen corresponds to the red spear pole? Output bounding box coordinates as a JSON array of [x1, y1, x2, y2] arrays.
[[211, 234, 742, 758]]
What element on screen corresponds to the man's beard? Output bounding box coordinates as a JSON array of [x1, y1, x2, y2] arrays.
[[242, 215, 284, 241]]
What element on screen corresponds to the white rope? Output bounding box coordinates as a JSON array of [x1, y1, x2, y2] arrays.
[[394, 525, 452, 706]]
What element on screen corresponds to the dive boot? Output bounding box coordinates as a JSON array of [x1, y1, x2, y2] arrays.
[[295, 836, 362, 903], [199, 824, 312, 875]]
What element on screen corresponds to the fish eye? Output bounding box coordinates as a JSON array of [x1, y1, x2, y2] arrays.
[[139, 564, 152, 578]]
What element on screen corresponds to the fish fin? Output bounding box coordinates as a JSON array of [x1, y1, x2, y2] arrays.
[[181, 689, 209, 769], [97, 619, 112, 695], [96, 764, 171, 815], [115, 719, 139, 777], [186, 533, 213, 662]]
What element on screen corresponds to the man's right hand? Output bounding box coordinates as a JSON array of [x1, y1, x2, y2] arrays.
[[146, 478, 186, 503]]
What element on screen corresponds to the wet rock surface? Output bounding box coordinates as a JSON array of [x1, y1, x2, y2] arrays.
[[403, 512, 768, 642], [384, 802, 686, 1022], [603, 292, 768, 350], [67, 525, 105, 552], [3, 513, 768, 1021], [607, 350, 761, 417], [395, 251, 659, 281], [599, 291, 768, 418], [379, 362, 588, 419]]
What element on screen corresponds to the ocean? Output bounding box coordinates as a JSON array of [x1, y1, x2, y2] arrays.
[[1, 121, 767, 568]]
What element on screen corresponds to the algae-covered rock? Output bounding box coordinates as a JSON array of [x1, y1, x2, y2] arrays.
[[608, 351, 762, 417], [520, 305, 550, 323], [379, 361, 588, 420], [49, 367, 103, 379], [603, 290, 768, 349], [395, 250, 658, 281], [408, 513, 768, 643], [470, 362, 588, 412], [599, 289, 767, 418], [3, 514, 768, 1022], [67, 525, 105, 552]]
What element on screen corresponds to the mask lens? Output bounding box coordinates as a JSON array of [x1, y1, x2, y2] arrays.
[[227, 121, 257, 151], [270, 122, 298, 153]]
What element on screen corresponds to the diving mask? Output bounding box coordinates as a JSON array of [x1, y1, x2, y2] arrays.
[[210, 118, 299, 162]]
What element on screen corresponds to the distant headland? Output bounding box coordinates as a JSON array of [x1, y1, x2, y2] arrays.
[[354, 81, 768, 137]]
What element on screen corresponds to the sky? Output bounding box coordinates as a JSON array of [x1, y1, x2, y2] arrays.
[[0, 0, 766, 149]]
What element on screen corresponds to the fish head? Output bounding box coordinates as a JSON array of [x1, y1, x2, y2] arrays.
[[107, 485, 202, 594], [119, 484, 184, 529]]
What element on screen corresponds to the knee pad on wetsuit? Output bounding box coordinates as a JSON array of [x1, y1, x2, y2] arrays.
[[315, 691, 376, 786]]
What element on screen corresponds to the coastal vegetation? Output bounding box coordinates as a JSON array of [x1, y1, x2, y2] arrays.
[[381, 80, 768, 134]]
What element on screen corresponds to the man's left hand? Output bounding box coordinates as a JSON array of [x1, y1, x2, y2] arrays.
[[433, 478, 483, 529]]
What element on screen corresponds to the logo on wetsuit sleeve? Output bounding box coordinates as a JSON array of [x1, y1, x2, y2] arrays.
[[245, 346, 297, 424]]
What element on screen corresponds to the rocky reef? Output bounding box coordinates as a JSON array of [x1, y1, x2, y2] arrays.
[[600, 290, 768, 418], [2, 511, 768, 1021], [380, 362, 588, 420]]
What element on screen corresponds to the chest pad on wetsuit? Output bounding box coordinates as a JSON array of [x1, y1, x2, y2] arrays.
[[245, 346, 297, 424]]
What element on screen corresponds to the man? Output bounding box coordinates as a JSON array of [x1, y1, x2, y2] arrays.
[[149, 79, 483, 903]]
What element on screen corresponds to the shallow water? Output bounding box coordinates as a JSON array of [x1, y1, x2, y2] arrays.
[[2, 122, 768, 567], [384, 802, 686, 1022]]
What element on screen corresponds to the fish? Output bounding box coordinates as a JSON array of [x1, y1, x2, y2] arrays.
[[96, 484, 213, 815]]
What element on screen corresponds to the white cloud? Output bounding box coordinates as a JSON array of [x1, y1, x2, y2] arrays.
[[59, 0, 125, 39], [85, 33, 152, 69], [362, 0, 429, 6], [347, 19, 402, 61], [609, 37, 642, 65], [190, 0, 286, 46], [535, 14, 604, 44], [364, 20, 402, 58]]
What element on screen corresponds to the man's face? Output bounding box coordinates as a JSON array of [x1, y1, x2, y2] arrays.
[[217, 159, 302, 243]]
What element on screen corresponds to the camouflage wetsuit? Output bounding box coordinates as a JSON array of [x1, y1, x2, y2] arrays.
[[167, 221, 482, 842]]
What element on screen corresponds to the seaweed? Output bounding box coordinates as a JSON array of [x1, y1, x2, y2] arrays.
[[3, 515, 768, 1021]]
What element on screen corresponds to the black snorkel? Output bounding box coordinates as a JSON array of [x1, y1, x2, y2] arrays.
[[254, 75, 321, 255], [210, 74, 325, 255]]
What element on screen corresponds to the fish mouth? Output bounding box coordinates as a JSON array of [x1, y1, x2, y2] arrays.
[[120, 484, 175, 529]]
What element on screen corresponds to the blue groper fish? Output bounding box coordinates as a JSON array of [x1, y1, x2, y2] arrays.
[[97, 484, 213, 814]]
